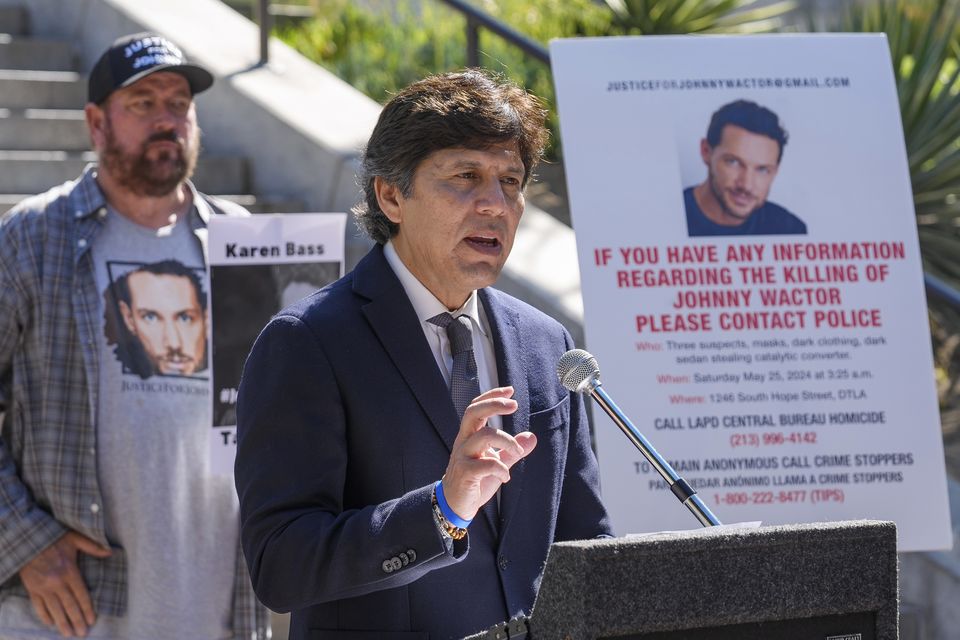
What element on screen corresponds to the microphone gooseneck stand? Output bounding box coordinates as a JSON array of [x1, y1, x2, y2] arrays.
[[558, 349, 722, 528]]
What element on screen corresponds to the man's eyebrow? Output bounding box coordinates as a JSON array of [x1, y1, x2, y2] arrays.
[[445, 158, 525, 175], [720, 151, 775, 166], [126, 85, 191, 99]]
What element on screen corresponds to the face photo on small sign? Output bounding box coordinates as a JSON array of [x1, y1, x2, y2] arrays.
[[209, 261, 340, 427]]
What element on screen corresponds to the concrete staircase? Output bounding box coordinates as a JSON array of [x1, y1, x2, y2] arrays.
[[0, 5, 301, 215]]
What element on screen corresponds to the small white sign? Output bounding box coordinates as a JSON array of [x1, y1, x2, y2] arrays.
[[207, 213, 346, 474]]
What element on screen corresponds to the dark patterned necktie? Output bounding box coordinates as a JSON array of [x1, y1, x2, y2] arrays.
[[428, 311, 499, 530], [428, 312, 481, 419]]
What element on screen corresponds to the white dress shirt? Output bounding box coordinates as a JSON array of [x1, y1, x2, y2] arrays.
[[383, 240, 502, 430]]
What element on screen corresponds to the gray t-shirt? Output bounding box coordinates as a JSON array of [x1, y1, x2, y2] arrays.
[[0, 205, 239, 639]]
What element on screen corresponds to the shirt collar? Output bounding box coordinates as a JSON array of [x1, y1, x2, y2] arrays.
[[185, 180, 209, 223], [383, 240, 487, 337], [67, 164, 108, 220], [68, 164, 207, 225]]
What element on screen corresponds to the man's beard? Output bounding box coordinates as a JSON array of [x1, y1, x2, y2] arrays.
[[708, 171, 756, 222], [100, 119, 201, 198]]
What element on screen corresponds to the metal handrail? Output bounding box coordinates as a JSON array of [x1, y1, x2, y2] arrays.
[[255, 1, 549, 68], [925, 273, 960, 310], [436, 0, 549, 67], [256, 0, 270, 65]]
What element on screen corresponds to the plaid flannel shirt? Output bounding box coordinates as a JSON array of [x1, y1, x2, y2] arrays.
[[0, 166, 269, 638]]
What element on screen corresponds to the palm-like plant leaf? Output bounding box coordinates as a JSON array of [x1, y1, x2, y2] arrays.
[[836, 0, 960, 421], [602, 0, 795, 34], [839, 1, 960, 282]]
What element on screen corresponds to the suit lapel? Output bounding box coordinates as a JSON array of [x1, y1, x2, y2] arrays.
[[355, 247, 460, 452], [480, 289, 528, 538], [354, 252, 530, 536]]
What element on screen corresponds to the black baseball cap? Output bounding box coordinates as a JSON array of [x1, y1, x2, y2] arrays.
[[87, 32, 213, 105]]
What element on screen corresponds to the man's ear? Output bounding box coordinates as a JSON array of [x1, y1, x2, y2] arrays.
[[119, 300, 135, 333], [85, 102, 107, 152], [374, 176, 404, 224], [699, 138, 712, 165]]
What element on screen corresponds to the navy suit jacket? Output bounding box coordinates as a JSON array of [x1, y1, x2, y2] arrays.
[[235, 245, 611, 639]]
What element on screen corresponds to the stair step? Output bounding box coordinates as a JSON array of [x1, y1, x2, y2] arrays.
[[0, 6, 28, 36], [0, 151, 250, 195], [0, 6, 296, 221], [0, 70, 85, 109], [1, 192, 304, 215], [0, 108, 88, 150], [0, 35, 77, 71]]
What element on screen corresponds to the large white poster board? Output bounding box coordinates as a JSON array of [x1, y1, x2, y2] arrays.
[[207, 213, 346, 474], [551, 34, 952, 551]]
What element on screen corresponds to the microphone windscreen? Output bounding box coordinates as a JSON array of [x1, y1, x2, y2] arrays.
[[557, 349, 600, 393]]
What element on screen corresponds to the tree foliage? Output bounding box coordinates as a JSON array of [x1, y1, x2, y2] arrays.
[[602, 0, 795, 34], [832, 1, 960, 431], [839, 1, 960, 283]]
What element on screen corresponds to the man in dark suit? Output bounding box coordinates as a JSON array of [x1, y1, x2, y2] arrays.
[[235, 70, 612, 639]]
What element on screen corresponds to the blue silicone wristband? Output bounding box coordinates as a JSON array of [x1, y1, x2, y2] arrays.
[[435, 480, 472, 528]]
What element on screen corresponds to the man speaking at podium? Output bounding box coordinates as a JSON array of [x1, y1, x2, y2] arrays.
[[235, 70, 611, 639]]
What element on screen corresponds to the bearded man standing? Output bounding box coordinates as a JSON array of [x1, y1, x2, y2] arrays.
[[0, 33, 267, 638]]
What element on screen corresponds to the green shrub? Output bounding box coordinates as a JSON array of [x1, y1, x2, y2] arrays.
[[275, 0, 611, 158]]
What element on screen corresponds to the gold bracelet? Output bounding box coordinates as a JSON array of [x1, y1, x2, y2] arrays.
[[432, 487, 468, 540]]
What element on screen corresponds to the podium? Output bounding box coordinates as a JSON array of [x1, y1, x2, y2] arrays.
[[472, 520, 898, 639]]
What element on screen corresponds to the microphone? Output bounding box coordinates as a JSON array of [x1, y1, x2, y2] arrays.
[[558, 349, 721, 527]]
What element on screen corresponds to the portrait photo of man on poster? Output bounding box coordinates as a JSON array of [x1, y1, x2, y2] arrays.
[[684, 99, 807, 237]]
